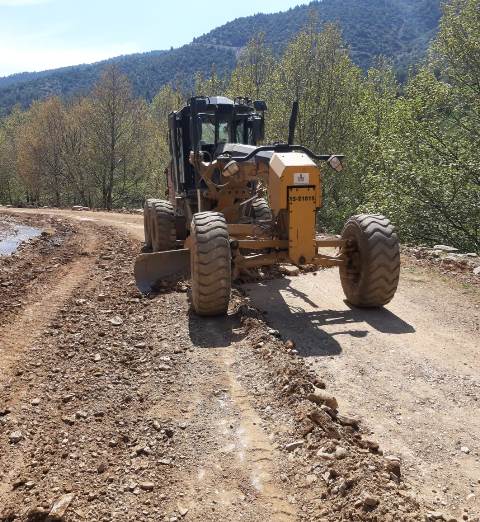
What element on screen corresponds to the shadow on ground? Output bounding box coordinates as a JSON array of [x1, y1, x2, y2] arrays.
[[243, 277, 415, 357], [188, 310, 246, 348]]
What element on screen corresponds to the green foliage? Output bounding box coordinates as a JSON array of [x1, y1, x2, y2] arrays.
[[195, 0, 441, 76], [0, 0, 478, 252], [0, 45, 236, 117]]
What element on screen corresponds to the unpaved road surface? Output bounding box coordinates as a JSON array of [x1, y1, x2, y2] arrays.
[[0, 207, 478, 522], [245, 262, 480, 517]]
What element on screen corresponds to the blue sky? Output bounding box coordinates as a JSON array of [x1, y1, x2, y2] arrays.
[[0, 0, 306, 77]]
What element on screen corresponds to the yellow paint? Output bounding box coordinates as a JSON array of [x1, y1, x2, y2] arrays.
[[288, 186, 317, 264], [268, 152, 321, 215]]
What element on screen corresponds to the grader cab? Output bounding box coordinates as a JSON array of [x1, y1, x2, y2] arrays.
[[135, 96, 400, 316]]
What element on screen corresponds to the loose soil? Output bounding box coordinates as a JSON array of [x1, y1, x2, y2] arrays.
[[0, 207, 478, 522]]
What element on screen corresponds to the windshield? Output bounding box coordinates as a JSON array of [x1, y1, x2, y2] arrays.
[[201, 121, 215, 144], [200, 116, 230, 145], [218, 121, 229, 143]]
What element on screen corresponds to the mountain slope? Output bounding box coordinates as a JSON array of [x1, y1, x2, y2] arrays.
[[194, 0, 441, 71], [0, 0, 441, 116]]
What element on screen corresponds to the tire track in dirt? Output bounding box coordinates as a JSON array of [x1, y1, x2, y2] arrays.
[[148, 314, 296, 521], [0, 230, 98, 499], [0, 231, 97, 381]]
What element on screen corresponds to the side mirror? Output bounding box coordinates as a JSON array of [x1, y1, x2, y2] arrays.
[[327, 155, 343, 172]]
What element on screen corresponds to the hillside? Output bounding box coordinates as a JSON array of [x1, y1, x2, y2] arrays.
[[0, 0, 441, 116]]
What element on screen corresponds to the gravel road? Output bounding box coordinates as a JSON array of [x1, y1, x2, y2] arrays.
[[1, 207, 478, 522]]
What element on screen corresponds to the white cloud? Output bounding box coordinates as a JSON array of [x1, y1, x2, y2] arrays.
[[0, 0, 51, 6]]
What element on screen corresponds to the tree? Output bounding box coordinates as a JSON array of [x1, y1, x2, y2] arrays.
[[147, 85, 184, 197], [0, 107, 26, 204], [227, 33, 275, 100], [89, 65, 139, 209]]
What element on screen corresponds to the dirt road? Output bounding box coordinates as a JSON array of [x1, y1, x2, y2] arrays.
[[0, 207, 478, 521]]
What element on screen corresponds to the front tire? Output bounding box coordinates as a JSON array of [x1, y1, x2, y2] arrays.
[[340, 214, 400, 307], [190, 212, 231, 316]]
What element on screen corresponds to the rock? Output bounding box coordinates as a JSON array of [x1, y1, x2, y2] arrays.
[[62, 416, 75, 426], [48, 493, 75, 520], [308, 409, 341, 439], [460, 446, 470, 454], [307, 389, 338, 410], [317, 451, 335, 460], [139, 481, 155, 491], [94, 353, 101, 362], [434, 245, 459, 253], [9, 431, 23, 444], [363, 494, 379, 508], [473, 266, 480, 276], [284, 339, 295, 350], [27, 507, 49, 520], [71, 205, 83, 211], [97, 462, 108, 474], [177, 503, 189, 517], [384, 456, 401, 477], [268, 328, 281, 338], [31, 398, 41, 406], [109, 316, 123, 326], [336, 414, 359, 428], [360, 438, 380, 452], [285, 440, 305, 452], [426, 512, 446, 521], [280, 264, 300, 276], [335, 446, 348, 459]]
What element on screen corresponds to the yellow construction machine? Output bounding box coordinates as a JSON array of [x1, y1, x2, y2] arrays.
[[135, 96, 400, 315]]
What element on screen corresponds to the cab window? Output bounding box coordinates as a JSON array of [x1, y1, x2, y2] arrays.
[[218, 121, 229, 143]]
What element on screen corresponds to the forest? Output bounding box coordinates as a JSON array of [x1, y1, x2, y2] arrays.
[[0, 0, 478, 251]]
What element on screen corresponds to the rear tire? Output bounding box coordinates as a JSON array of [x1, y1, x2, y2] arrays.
[[190, 211, 231, 316], [143, 198, 157, 250], [340, 214, 400, 307], [151, 200, 176, 252], [251, 197, 272, 222]]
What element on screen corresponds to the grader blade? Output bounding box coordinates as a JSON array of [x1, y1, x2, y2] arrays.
[[134, 249, 190, 294]]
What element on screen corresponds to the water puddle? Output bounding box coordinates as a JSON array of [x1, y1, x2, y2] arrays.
[[0, 224, 42, 256]]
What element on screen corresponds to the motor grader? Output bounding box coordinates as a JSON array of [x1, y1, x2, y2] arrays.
[[136, 96, 400, 316]]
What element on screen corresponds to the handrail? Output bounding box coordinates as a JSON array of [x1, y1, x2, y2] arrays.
[[226, 144, 345, 163]]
